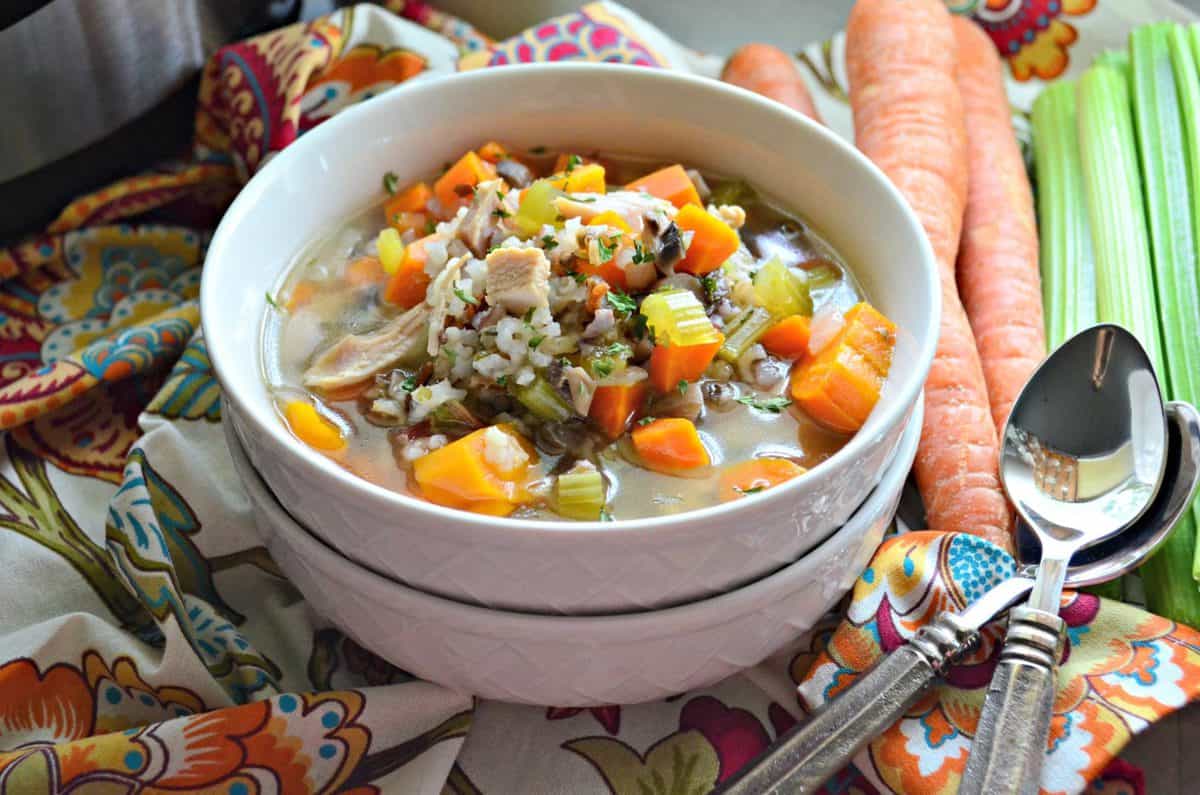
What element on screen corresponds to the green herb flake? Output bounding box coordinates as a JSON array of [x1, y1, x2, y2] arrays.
[[265, 291, 281, 311], [383, 171, 399, 195], [631, 313, 649, 339], [566, 154, 582, 173], [593, 359, 614, 378], [453, 285, 479, 306], [606, 290, 637, 315], [400, 375, 418, 392], [599, 508, 614, 522], [734, 485, 766, 495], [632, 240, 655, 265], [600, 342, 632, 358], [596, 237, 616, 264], [497, 375, 510, 387], [541, 234, 559, 251], [677, 379, 689, 396], [425, 219, 437, 234], [529, 335, 545, 349], [736, 395, 793, 413], [492, 207, 511, 219], [637, 416, 657, 426], [523, 307, 535, 323]]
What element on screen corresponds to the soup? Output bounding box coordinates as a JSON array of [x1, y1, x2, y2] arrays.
[[263, 144, 898, 521]]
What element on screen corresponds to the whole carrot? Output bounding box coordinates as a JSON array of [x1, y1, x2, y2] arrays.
[[952, 17, 1045, 433], [846, 0, 1012, 550], [722, 43, 823, 123]]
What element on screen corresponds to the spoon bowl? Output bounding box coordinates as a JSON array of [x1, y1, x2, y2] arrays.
[[1002, 324, 1168, 612]]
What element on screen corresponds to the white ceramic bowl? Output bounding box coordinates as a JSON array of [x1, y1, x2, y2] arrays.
[[227, 397, 921, 705], [204, 63, 939, 614]]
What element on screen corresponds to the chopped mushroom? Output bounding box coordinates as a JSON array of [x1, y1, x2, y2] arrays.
[[304, 304, 430, 390], [496, 158, 533, 188], [485, 247, 550, 314], [457, 179, 503, 257], [564, 365, 597, 416], [653, 221, 685, 272], [552, 190, 672, 234]]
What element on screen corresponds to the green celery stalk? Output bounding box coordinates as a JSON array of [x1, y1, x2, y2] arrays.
[[1031, 81, 1097, 348], [1077, 62, 1165, 370], [1125, 25, 1200, 627]]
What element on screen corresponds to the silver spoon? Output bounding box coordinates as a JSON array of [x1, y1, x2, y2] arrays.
[[959, 325, 1169, 795], [717, 407, 1193, 793]]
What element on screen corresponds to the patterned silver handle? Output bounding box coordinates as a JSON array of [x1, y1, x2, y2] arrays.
[[959, 606, 1067, 795], [717, 611, 977, 795]]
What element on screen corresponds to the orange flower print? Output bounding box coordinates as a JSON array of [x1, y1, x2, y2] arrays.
[[972, 0, 1098, 82], [0, 658, 94, 749], [872, 703, 969, 795]]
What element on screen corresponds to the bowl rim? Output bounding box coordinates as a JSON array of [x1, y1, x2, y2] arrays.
[[203, 61, 940, 537], [227, 395, 923, 631]]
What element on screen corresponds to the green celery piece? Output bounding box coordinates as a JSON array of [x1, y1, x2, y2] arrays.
[[556, 468, 606, 520], [1077, 62, 1165, 371], [1127, 24, 1200, 624], [1031, 81, 1096, 348], [718, 307, 773, 364], [514, 376, 573, 422]]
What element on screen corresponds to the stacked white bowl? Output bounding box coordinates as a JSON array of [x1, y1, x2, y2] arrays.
[[203, 65, 940, 705]]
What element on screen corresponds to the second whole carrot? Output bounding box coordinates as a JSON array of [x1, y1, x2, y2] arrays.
[[952, 17, 1045, 434], [722, 43, 823, 123], [846, 0, 1012, 550]]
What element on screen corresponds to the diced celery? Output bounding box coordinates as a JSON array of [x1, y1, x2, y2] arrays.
[[514, 180, 562, 238], [556, 467, 606, 520], [639, 290, 721, 346], [1031, 81, 1097, 348], [1077, 62, 1165, 370], [753, 257, 812, 318], [718, 306, 773, 364], [804, 262, 841, 290], [584, 342, 632, 381], [514, 376, 573, 422], [377, 228, 406, 275], [709, 179, 757, 207]]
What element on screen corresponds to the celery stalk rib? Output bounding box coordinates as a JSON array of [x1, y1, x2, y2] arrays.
[[1126, 25, 1200, 626], [1031, 82, 1097, 348]]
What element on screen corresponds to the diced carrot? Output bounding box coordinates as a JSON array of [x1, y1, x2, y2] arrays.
[[648, 337, 724, 393], [283, 401, 345, 451], [626, 164, 702, 209], [589, 381, 648, 438], [586, 278, 610, 312], [547, 162, 607, 194], [388, 211, 429, 236], [587, 211, 632, 233], [285, 280, 318, 311], [573, 253, 628, 290], [477, 141, 510, 163], [344, 256, 385, 287], [383, 236, 432, 307], [718, 458, 807, 502], [789, 302, 896, 433], [552, 153, 599, 172], [412, 426, 537, 516], [675, 204, 740, 275], [433, 151, 497, 213], [632, 418, 711, 472], [760, 315, 812, 360], [384, 181, 432, 219]]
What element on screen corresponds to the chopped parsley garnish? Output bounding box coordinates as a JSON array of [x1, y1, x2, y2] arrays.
[[596, 237, 616, 263], [400, 375, 418, 392], [606, 290, 637, 315], [677, 379, 689, 395], [541, 234, 559, 251], [453, 285, 478, 306], [425, 219, 437, 234], [630, 313, 649, 339], [572, 196, 598, 203], [492, 207, 511, 219], [487, 244, 501, 254], [700, 275, 719, 300], [599, 508, 614, 522], [637, 416, 657, 426], [497, 374, 510, 386], [529, 335, 545, 349], [567, 270, 586, 284], [735, 485, 767, 495], [265, 291, 281, 311], [736, 395, 793, 413], [566, 154, 582, 173], [600, 342, 632, 358], [632, 240, 655, 265], [529, 145, 547, 155], [382, 171, 399, 195], [593, 359, 614, 378], [523, 307, 535, 323]]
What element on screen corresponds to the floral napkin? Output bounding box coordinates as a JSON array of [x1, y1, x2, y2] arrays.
[[0, 2, 1196, 793]]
